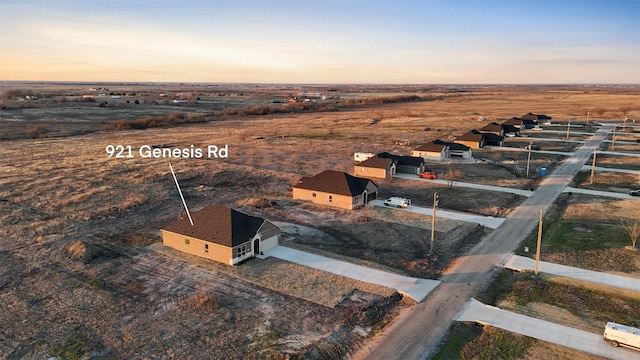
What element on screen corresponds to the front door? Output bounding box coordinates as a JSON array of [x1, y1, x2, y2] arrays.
[[253, 239, 260, 256]]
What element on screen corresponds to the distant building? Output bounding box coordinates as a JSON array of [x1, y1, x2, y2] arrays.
[[412, 140, 472, 160], [520, 112, 552, 122]]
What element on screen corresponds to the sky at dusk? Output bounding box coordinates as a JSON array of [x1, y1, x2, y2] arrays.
[[1, 0, 639, 84]]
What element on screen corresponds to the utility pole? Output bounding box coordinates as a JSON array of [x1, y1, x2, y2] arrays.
[[565, 119, 571, 141], [535, 209, 543, 276], [526, 140, 532, 178], [611, 126, 616, 150], [589, 148, 597, 184], [429, 192, 438, 257], [586, 110, 590, 126]]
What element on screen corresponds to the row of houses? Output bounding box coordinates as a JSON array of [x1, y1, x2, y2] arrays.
[[161, 112, 552, 266]]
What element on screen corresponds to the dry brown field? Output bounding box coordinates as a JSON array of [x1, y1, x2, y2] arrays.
[[0, 83, 639, 359]]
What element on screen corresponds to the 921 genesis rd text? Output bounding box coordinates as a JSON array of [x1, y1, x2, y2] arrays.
[[105, 144, 229, 159]]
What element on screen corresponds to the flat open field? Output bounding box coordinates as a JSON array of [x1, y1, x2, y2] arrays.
[[1, 83, 639, 359]]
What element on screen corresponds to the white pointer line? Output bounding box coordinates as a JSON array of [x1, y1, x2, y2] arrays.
[[169, 163, 194, 226]]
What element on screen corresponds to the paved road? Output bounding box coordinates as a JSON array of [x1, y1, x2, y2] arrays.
[[352, 127, 612, 360], [454, 299, 639, 360], [370, 199, 506, 229], [260, 245, 441, 302]]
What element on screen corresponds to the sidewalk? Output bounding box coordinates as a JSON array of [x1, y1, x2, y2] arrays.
[[504, 255, 640, 292], [370, 199, 506, 229], [454, 299, 638, 360], [563, 186, 637, 199], [259, 246, 440, 302]]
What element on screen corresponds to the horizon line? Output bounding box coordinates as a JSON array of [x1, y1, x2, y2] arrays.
[[2, 80, 639, 87]]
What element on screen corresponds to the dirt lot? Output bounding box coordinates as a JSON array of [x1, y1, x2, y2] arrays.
[[1, 84, 639, 359]]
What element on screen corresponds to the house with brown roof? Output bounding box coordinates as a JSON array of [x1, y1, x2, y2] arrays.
[[503, 117, 524, 129], [520, 112, 552, 123], [479, 122, 505, 136], [411, 141, 450, 161], [454, 130, 505, 148], [439, 141, 473, 159], [161, 205, 280, 265], [454, 130, 487, 149], [354, 155, 396, 179], [377, 152, 426, 174], [292, 170, 378, 210]]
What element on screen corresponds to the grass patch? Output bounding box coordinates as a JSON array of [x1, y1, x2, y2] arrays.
[[431, 322, 483, 360], [49, 337, 90, 360], [507, 275, 640, 328], [517, 218, 628, 254], [462, 326, 536, 360]]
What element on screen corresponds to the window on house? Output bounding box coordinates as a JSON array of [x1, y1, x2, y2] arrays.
[[312, 192, 316, 197], [328, 195, 333, 203], [184, 238, 190, 245], [204, 243, 209, 253]]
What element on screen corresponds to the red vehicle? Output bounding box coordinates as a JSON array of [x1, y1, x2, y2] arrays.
[[419, 172, 437, 179]]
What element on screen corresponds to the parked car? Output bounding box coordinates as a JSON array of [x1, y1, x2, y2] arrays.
[[524, 144, 541, 150], [630, 189, 640, 196], [383, 197, 411, 208], [419, 172, 438, 179], [603, 322, 640, 349], [532, 126, 543, 131]]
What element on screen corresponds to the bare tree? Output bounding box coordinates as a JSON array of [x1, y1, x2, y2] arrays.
[[441, 166, 462, 188], [620, 220, 640, 249]]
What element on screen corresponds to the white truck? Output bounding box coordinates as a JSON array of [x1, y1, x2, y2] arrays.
[[383, 197, 411, 208], [603, 322, 640, 350]]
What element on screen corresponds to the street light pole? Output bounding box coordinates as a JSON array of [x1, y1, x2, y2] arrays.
[[526, 140, 532, 178], [535, 209, 543, 276], [565, 119, 571, 141], [589, 148, 597, 184], [586, 111, 590, 126], [429, 192, 438, 257]]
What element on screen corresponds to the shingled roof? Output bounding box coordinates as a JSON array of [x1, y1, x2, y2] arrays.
[[162, 205, 265, 247], [520, 112, 551, 121], [456, 129, 485, 141], [431, 139, 470, 151], [413, 141, 447, 152], [294, 170, 376, 196], [377, 152, 424, 167], [357, 155, 394, 169]]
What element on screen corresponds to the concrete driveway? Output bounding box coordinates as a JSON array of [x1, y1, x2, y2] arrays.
[[370, 199, 506, 229], [504, 255, 640, 292], [260, 245, 440, 303], [455, 299, 638, 360], [393, 172, 534, 197]]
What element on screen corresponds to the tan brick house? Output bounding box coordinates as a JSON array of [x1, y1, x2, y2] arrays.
[[292, 170, 378, 210], [161, 205, 280, 265], [354, 155, 396, 179]]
